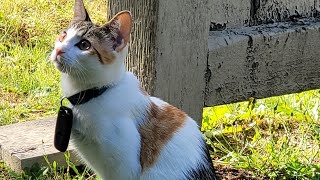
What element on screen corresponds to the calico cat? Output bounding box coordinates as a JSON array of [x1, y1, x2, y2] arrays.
[[50, 0, 217, 179]]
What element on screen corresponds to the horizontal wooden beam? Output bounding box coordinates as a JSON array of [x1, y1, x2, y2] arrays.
[[208, 0, 319, 28], [205, 20, 320, 107]]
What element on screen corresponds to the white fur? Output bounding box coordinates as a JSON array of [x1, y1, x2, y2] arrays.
[[51, 28, 127, 97], [70, 73, 145, 179], [51, 28, 211, 180], [140, 117, 205, 180]]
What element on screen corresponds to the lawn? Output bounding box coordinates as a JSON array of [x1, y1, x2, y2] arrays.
[[0, 0, 319, 179], [0, 0, 106, 125], [203, 91, 320, 179]]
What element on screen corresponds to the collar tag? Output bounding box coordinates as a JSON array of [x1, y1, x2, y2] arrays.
[[54, 98, 73, 152], [54, 86, 109, 151]]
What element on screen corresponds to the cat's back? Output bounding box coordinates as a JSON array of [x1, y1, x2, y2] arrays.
[[139, 97, 217, 180]]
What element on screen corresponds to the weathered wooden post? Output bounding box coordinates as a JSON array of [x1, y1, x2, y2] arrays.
[[107, 1, 210, 125]]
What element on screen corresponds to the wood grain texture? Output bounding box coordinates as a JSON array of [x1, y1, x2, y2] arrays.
[[252, 0, 318, 25], [208, 0, 251, 28], [206, 21, 320, 106], [107, 0, 158, 94], [207, 0, 320, 28], [152, 0, 209, 123]]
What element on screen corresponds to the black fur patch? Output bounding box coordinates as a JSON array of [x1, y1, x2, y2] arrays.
[[186, 140, 219, 180]]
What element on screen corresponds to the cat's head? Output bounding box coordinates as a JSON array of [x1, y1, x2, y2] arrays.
[[50, 0, 132, 92]]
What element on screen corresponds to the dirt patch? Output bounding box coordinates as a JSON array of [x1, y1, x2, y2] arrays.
[[215, 165, 265, 180], [0, 88, 23, 105], [11, 22, 30, 46]]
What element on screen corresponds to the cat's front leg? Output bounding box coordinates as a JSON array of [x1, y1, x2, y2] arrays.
[[72, 117, 142, 180]]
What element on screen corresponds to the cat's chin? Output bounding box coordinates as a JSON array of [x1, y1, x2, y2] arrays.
[[53, 61, 68, 73], [51, 54, 67, 73]]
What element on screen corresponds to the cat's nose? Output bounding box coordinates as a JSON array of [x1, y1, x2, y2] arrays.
[[56, 47, 65, 56]]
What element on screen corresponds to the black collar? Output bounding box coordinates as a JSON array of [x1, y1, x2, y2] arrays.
[[66, 86, 109, 105]]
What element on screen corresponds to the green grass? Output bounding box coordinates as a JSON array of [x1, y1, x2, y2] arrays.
[[203, 90, 320, 179], [1, 152, 98, 180], [1, 0, 320, 179], [0, 0, 107, 125], [0, 0, 105, 179]]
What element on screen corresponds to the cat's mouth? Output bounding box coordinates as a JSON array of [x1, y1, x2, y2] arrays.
[[51, 56, 69, 73], [54, 62, 66, 73]]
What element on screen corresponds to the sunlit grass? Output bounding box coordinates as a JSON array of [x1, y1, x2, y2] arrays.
[[203, 90, 320, 179], [0, 0, 107, 125], [0, 0, 105, 179], [1, 152, 98, 180]]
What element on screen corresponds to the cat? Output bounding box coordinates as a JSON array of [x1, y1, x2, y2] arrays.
[[50, 0, 218, 179]]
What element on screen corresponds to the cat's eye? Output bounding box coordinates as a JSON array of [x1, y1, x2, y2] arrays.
[[58, 31, 67, 42], [76, 39, 91, 51]]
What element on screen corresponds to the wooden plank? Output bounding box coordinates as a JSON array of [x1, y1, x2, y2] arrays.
[[107, 0, 209, 124], [205, 20, 320, 107], [207, 0, 319, 29], [0, 118, 80, 172], [253, 0, 318, 25], [152, 0, 209, 124], [208, 0, 251, 28]]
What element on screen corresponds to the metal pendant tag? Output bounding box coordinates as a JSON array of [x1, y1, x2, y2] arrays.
[[54, 104, 73, 152]]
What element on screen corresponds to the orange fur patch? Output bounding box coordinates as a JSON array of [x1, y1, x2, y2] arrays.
[[58, 31, 67, 42], [99, 51, 115, 64], [139, 103, 187, 171], [90, 43, 115, 64]]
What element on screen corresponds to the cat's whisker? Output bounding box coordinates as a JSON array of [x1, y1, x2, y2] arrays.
[[64, 65, 68, 74], [68, 65, 72, 75], [62, 65, 66, 73], [74, 54, 90, 73], [74, 69, 80, 80], [78, 67, 90, 82], [60, 56, 75, 75], [74, 61, 89, 76], [76, 70, 87, 85], [79, 70, 88, 84], [69, 60, 87, 83], [71, 56, 90, 84], [61, 56, 72, 65], [62, 56, 86, 76]]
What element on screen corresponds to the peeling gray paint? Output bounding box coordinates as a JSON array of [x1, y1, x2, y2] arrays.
[[208, 0, 320, 28], [208, 0, 251, 28], [254, 0, 319, 25], [206, 19, 320, 106]]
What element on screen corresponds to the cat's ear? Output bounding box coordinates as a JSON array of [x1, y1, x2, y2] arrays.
[[72, 0, 91, 22], [105, 11, 132, 52]]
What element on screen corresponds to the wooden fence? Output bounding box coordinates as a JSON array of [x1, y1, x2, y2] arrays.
[[107, 0, 320, 125]]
